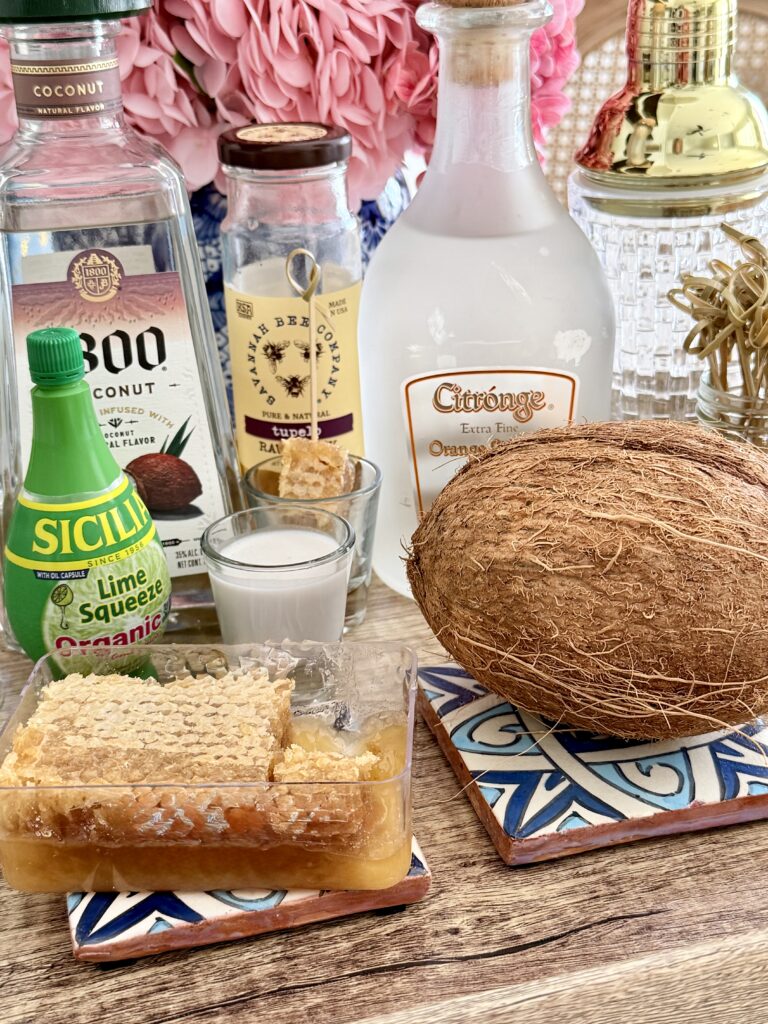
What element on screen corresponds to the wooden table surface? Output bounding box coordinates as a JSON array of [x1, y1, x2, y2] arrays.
[[1, 579, 767, 1023]]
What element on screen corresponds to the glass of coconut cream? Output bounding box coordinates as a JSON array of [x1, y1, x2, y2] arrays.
[[201, 507, 354, 644]]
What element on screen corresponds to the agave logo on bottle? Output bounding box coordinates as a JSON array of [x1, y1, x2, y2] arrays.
[[4, 475, 170, 672], [68, 248, 123, 303], [10, 229, 228, 579]]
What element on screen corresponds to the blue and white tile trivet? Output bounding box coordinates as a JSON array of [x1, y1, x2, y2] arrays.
[[419, 666, 768, 865], [67, 840, 430, 962]]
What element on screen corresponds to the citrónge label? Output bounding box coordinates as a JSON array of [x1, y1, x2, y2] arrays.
[[402, 367, 579, 515]]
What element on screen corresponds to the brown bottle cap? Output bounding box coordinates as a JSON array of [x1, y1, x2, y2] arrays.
[[218, 123, 351, 172]]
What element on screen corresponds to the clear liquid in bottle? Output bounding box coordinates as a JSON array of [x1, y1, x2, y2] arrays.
[[359, 1, 615, 597]]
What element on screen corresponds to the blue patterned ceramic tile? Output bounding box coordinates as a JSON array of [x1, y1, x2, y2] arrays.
[[419, 666, 768, 860], [67, 839, 429, 961]]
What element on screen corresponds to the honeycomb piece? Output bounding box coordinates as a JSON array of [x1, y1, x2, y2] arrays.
[[278, 437, 355, 499], [267, 745, 379, 848], [0, 670, 292, 788], [0, 672, 387, 853]]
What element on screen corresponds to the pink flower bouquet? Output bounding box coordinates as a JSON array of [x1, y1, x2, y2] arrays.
[[0, 0, 583, 202]]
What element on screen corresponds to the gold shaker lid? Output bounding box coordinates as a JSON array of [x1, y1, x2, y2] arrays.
[[577, 0, 768, 185]]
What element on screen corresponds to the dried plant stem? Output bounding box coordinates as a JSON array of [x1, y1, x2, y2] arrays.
[[669, 225, 768, 443]]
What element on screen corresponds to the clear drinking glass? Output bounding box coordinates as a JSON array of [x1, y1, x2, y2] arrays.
[[244, 455, 382, 627], [696, 372, 768, 448], [202, 506, 354, 644]]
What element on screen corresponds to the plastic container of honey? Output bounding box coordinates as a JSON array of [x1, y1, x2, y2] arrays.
[[0, 641, 416, 893]]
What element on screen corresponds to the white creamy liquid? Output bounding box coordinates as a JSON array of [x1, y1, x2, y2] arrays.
[[209, 528, 350, 644]]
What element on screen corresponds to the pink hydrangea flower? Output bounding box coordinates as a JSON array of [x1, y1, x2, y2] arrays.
[[0, 37, 16, 148], [117, 10, 221, 189], [0, 0, 583, 201]]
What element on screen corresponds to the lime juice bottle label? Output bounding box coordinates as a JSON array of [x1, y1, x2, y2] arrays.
[[4, 474, 169, 669]]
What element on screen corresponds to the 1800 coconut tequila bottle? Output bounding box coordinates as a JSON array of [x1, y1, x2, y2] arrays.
[[359, 0, 615, 598], [0, 0, 243, 647]]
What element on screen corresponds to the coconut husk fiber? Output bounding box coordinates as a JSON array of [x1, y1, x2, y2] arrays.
[[407, 420, 768, 740]]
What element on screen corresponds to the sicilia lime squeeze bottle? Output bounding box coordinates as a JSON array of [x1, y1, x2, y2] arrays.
[[3, 327, 171, 668]]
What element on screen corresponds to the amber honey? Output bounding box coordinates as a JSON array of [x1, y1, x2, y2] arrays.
[[0, 720, 411, 894]]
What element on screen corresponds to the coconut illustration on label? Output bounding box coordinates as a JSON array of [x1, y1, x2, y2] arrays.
[[126, 418, 203, 516]]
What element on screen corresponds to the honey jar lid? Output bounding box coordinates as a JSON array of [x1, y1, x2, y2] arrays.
[[218, 123, 352, 172]]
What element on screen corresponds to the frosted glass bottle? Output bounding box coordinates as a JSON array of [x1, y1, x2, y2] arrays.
[[359, 0, 615, 598]]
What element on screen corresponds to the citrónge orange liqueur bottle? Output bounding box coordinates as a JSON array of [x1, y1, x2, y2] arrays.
[[359, 0, 615, 597]]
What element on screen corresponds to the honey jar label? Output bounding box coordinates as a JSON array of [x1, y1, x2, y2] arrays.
[[402, 367, 580, 515], [225, 282, 364, 471], [9, 230, 227, 579]]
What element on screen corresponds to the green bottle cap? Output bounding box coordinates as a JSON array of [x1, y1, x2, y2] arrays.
[[0, 0, 150, 24], [27, 327, 85, 387]]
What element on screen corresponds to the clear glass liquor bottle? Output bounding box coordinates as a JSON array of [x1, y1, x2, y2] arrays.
[[568, 0, 768, 422], [359, 0, 615, 598], [0, 5, 243, 647]]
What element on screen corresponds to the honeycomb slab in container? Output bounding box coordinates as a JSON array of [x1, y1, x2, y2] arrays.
[[0, 642, 416, 894]]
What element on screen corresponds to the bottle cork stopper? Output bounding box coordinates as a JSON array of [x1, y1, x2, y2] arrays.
[[429, 0, 547, 85]]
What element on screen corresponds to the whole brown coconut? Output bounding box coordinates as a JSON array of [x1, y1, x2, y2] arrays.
[[407, 420, 768, 740], [126, 453, 202, 512]]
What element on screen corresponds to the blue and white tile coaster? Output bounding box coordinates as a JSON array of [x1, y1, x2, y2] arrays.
[[419, 665, 768, 865], [67, 839, 430, 962]]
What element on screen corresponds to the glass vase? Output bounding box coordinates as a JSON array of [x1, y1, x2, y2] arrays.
[[696, 372, 768, 448]]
